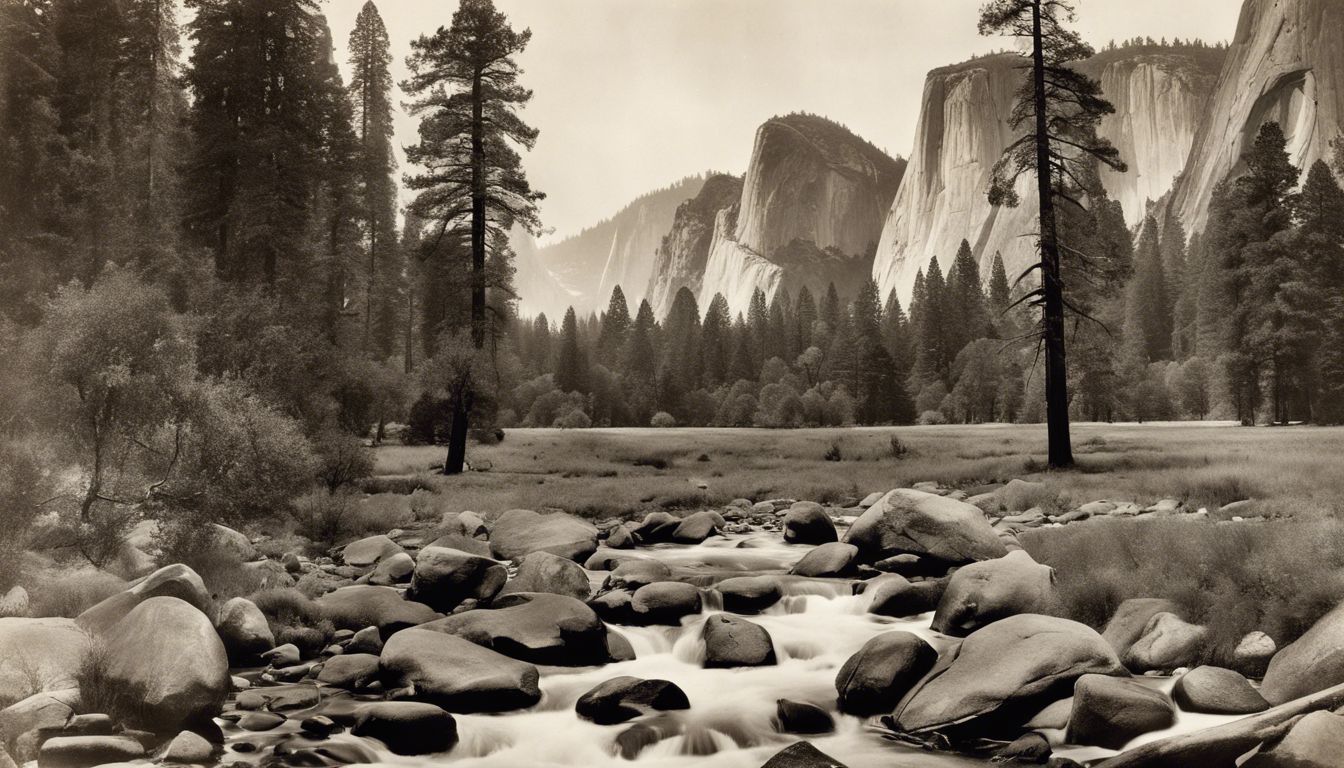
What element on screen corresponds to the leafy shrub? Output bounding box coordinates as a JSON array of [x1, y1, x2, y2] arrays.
[[291, 490, 356, 547], [554, 409, 591, 429], [314, 432, 374, 492], [650, 411, 676, 428], [250, 587, 332, 654], [917, 409, 948, 425], [889, 435, 910, 459], [405, 392, 449, 445], [76, 641, 150, 726], [359, 473, 440, 495], [823, 441, 843, 462]]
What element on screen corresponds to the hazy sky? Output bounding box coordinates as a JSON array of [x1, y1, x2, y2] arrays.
[[320, 0, 1243, 243]]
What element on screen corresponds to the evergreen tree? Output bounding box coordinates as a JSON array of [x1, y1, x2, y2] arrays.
[[987, 251, 1014, 337], [1128, 215, 1171, 361], [747, 288, 769, 369], [1159, 212, 1187, 337], [980, 0, 1127, 467], [403, 0, 542, 473], [596, 285, 631, 367], [946, 239, 991, 349], [767, 289, 792, 362], [348, 0, 400, 356], [794, 286, 818, 350], [659, 287, 701, 413], [913, 256, 952, 387], [530, 313, 552, 373], [554, 307, 589, 394], [883, 289, 915, 375], [700, 293, 732, 387], [853, 277, 883, 344], [729, 316, 756, 383]]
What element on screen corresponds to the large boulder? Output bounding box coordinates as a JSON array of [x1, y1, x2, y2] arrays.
[[100, 596, 230, 732], [216, 597, 274, 663], [631, 582, 702, 625], [1263, 602, 1344, 705], [834, 631, 938, 716], [316, 653, 381, 690], [0, 619, 89, 704], [1125, 612, 1209, 672], [405, 546, 507, 613], [498, 551, 591, 601], [842, 489, 1007, 565], [1066, 674, 1176, 749], [1242, 710, 1344, 768], [632, 512, 682, 544], [1172, 666, 1269, 714], [789, 542, 859, 577], [759, 741, 848, 768], [1101, 598, 1182, 660], [36, 735, 145, 768], [603, 560, 672, 592], [775, 699, 834, 734], [341, 535, 404, 568], [574, 677, 690, 724], [671, 511, 723, 543], [351, 702, 457, 756], [489, 509, 598, 563], [0, 689, 79, 748], [893, 614, 1125, 734], [1232, 631, 1277, 678], [701, 615, 776, 668], [865, 575, 946, 618], [930, 550, 1058, 636], [783, 503, 837, 545], [715, 576, 783, 614], [76, 563, 211, 635], [421, 592, 611, 665], [367, 552, 415, 586], [317, 585, 441, 636], [379, 627, 540, 712]]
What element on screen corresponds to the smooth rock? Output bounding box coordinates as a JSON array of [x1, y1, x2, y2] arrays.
[[715, 576, 783, 614], [237, 711, 286, 731], [341, 536, 404, 568], [1125, 612, 1209, 672], [671, 511, 723, 543], [350, 702, 457, 756], [422, 592, 611, 665], [701, 615, 776, 668], [866, 574, 946, 618], [1067, 674, 1176, 749], [1262, 602, 1344, 705], [378, 628, 541, 712], [316, 585, 441, 635], [0, 689, 79, 746], [843, 489, 1007, 565], [605, 524, 638, 549], [789, 542, 859, 577], [575, 677, 690, 724], [261, 643, 301, 667], [783, 504, 837, 545], [76, 564, 212, 635], [406, 547, 507, 613], [632, 512, 681, 544], [775, 699, 834, 734], [498, 551, 591, 600], [759, 741, 848, 768], [36, 736, 144, 768], [1233, 631, 1277, 678], [835, 631, 938, 716], [1101, 598, 1182, 659], [162, 730, 214, 763], [217, 597, 275, 663], [367, 552, 415, 586], [631, 582, 702, 625], [603, 560, 673, 592], [347, 625, 384, 655], [1242, 710, 1344, 768], [1172, 666, 1268, 714], [316, 653, 381, 689], [996, 731, 1052, 763], [0, 619, 89, 702], [489, 509, 598, 563], [931, 550, 1058, 636]]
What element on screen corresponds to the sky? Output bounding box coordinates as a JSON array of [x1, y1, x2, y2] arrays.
[[319, 0, 1245, 243]]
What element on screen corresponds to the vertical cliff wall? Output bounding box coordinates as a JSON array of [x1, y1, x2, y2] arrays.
[[1171, 0, 1344, 234], [644, 174, 744, 320]]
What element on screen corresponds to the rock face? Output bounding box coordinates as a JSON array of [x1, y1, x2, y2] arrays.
[[693, 114, 904, 316], [489, 509, 599, 563], [100, 596, 230, 732], [76, 563, 212, 635], [931, 550, 1058, 636], [835, 631, 938, 716], [645, 174, 743, 320], [423, 593, 612, 665], [1262, 601, 1344, 705], [874, 45, 1225, 306], [1171, 0, 1344, 237], [843, 489, 1007, 565], [379, 628, 541, 712], [519, 176, 706, 318], [893, 614, 1125, 734]]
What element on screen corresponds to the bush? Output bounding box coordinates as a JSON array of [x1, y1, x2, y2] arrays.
[[250, 587, 333, 654], [889, 435, 910, 459], [406, 392, 449, 445], [291, 490, 357, 547], [76, 641, 151, 726], [823, 441, 843, 462], [151, 516, 261, 600], [553, 409, 592, 429], [650, 411, 676, 428], [917, 409, 948, 425], [314, 433, 375, 492]]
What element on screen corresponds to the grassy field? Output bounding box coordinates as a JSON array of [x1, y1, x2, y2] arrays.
[[370, 422, 1344, 522]]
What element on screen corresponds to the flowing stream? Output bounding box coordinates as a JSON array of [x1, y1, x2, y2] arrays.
[[220, 528, 1245, 767]]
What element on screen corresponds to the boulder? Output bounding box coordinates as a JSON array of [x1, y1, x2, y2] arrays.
[[997, 479, 1050, 512], [237, 711, 286, 731], [759, 741, 848, 768], [441, 511, 488, 539], [426, 531, 491, 558], [574, 677, 690, 724], [316, 653, 381, 689], [605, 524, 638, 549], [834, 631, 938, 716], [76, 563, 212, 635], [607, 628, 636, 661], [347, 625, 384, 655], [36, 736, 144, 768], [930, 550, 1058, 636], [162, 730, 214, 763], [783, 503, 837, 545], [588, 589, 634, 623], [631, 582, 702, 625], [671, 511, 722, 543], [893, 614, 1126, 733], [865, 575, 946, 618], [422, 592, 611, 665], [615, 723, 664, 759], [100, 596, 229, 732], [789, 542, 859, 578], [216, 597, 274, 663], [1263, 603, 1344, 705], [633, 512, 681, 544], [406, 546, 507, 613], [872, 552, 957, 577], [351, 702, 457, 756], [367, 552, 415, 586], [1066, 674, 1176, 749], [261, 643, 301, 667], [775, 699, 834, 734], [996, 732, 1052, 764], [498, 551, 591, 600], [489, 509, 598, 563], [715, 576, 783, 614], [858, 492, 884, 509], [234, 683, 319, 711], [378, 627, 541, 712], [0, 619, 89, 703], [701, 615, 776, 668], [1242, 710, 1344, 768], [0, 689, 79, 746], [212, 523, 257, 561], [1101, 598, 1182, 660], [341, 535, 404, 567], [1233, 630, 1277, 678], [317, 585, 441, 635], [603, 560, 673, 592], [1125, 612, 1209, 672], [842, 489, 1007, 565], [1172, 666, 1269, 714]]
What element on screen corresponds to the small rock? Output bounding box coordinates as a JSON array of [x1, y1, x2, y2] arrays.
[[575, 677, 690, 724], [262, 643, 301, 668], [346, 625, 383, 655], [715, 576, 782, 614], [866, 574, 946, 618], [367, 552, 415, 586], [1125, 612, 1209, 672], [759, 741, 848, 768], [782, 503, 837, 545], [351, 702, 457, 756], [1172, 665, 1269, 714], [834, 631, 938, 716], [701, 615, 776, 668], [341, 535, 404, 568], [631, 582, 702, 625], [1232, 630, 1277, 678], [498, 551, 591, 600], [671, 511, 723, 543], [603, 560, 672, 592], [316, 653, 380, 689], [775, 699, 833, 734], [1067, 674, 1176, 749], [299, 715, 341, 738], [162, 730, 214, 763], [996, 731, 1052, 763], [237, 711, 286, 732], [217, 597, 275, 664], [37, 736, 145, 768], [789, 542, 859, 577]]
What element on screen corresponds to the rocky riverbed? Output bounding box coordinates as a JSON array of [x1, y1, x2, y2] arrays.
[[1, 485, 1340, 768]]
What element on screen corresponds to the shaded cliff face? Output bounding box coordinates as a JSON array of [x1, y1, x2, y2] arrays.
[[510, 226, 577, 323], [523, 175, 706, 317], [874, 47, 1224, 306], [1171, 0, 1344, 234], [645, 174, 743, 320], [698, 114, 905, 315]]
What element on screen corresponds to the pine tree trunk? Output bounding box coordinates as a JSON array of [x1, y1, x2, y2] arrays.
[[1032, 0, 1073, 468]]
